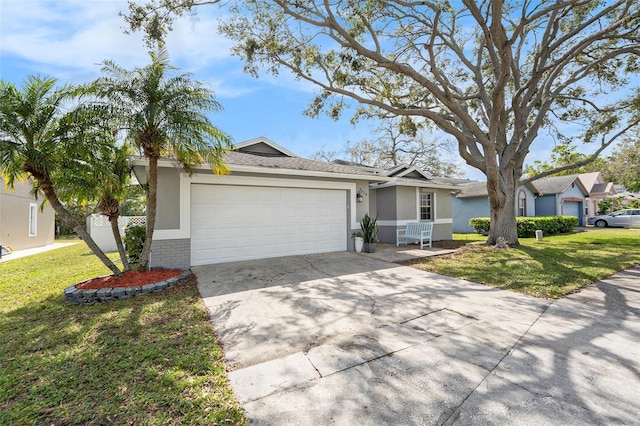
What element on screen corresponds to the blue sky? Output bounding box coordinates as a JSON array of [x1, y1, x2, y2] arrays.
[[0, 1, 371, 160], [1, 0, 618, 181]]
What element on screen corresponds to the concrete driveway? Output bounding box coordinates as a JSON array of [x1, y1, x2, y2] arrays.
[[194, 253, 640, 425]]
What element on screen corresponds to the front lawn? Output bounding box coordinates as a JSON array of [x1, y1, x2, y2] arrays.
[[409, 228, 640, 299], [0, 242, 246, 425]]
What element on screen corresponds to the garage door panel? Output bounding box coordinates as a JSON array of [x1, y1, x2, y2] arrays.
[[191, 185, 347, 265]]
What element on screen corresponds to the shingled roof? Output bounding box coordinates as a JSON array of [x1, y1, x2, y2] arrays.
[[456, 180, 541, 198], [223, 137, 464, 188], [223, 150, 383, 177], [591, 182, 614, 194], [531, 174, 588, 195], [455, 181, 490, 198], [133, 137, 468, 189]]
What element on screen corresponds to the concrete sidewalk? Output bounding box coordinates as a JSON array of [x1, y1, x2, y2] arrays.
[[0, 242, 78, 263], [195, 253, 640, 425]]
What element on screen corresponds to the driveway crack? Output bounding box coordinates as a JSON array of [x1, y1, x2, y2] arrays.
[[299, 255, 333, 278], [304, 354, 323, 378]]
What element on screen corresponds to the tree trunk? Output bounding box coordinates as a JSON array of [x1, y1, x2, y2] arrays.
[[138, 155, 158, 272], [109, 214, 130, 272], [36, 176, 123, 276], [486, 175, 519, 247]]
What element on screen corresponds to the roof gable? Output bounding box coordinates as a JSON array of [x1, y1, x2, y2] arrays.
[[233, 137, 298, 158], [591, 182, 613, 194], [533, 174, 589, 196], [385, 165, 432, 180], [577, 172, 603, 192]]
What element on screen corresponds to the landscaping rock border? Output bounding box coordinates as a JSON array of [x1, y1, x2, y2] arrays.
[[64, 270, 195, 304]]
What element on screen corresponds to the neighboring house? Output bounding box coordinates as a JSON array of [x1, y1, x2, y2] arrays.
[[0, 178, 55, 251], [451, 181, 541, 233], [131, 137, 462, 268], [531, 174, 589, 226], [577, 172, 617, 216]]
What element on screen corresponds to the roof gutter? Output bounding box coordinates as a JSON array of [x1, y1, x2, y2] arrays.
[[370, 180, 461, 191]]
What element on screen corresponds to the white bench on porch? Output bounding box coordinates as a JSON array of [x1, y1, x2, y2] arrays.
[[396, 222, 433, 249]]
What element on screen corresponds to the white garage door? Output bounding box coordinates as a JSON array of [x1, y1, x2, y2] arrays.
[[191, 184, 347, 265]]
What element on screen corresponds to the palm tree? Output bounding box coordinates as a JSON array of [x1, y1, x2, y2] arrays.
[[59, 144, 133, 271], [91, 48, 231, 271], [0, 75, 122, 275], [96, 146, 133, 271]]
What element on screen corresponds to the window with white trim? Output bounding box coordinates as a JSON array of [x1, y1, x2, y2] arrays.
[[518, 190, 527, 216], [420, 192, 433, 221], [29, 203, 37, 236]]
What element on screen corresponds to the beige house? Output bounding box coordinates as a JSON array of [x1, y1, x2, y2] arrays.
[[0, 178, 55, 251], [578, 172, 617, 216]]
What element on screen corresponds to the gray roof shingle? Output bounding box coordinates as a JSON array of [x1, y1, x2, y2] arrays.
[[591, 182, 612, 194], [223, 151, 383, 177], [456, 181, 490, 198], [224, 151, 467, 188], [531, 174, 579, 194]]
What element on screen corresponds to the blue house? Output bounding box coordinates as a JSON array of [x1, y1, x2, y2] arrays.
[[532, 175, 589, 226], [452, 181, 540, 233], [452, 174, 590, 232]]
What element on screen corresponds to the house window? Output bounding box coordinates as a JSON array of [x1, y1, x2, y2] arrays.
[[518, 190, 527, 217], [29, 203, 37, 236], [420, 192, 433, 221]]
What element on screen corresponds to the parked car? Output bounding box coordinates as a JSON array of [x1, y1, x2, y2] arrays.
[[587, 209, 640, 228]]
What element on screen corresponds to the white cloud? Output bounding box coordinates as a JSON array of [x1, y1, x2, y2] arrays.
[[0, 0, 235, 82], [1, 1, 139, 78], [202, 75, 258, 99]]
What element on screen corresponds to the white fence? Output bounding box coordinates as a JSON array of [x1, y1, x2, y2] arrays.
[[86, 214, 146, 253]]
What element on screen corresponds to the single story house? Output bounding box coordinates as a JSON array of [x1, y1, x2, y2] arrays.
[[131, 137, 462, 268], [532, 174, 589, 226], [0, 178, 55, 251], [452, 181, 541, 233]]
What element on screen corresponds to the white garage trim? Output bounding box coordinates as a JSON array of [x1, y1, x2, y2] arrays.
[[190, 184, 348, 265], [154, 173, 358, 241]]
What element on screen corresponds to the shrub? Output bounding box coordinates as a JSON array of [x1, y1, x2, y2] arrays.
[[469, 216, 579, 238], [469, 217, 490, 234], [597, 199, 613, 215], [123, 224, 146, 264]]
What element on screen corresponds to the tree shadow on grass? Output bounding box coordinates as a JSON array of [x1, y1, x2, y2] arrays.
[[0, 282, 245, 425]]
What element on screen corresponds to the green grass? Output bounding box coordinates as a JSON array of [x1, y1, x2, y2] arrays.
[[0, 242, 246, 425], [409, 228, 640, 299]]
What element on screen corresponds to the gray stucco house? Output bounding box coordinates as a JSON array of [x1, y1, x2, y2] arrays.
[[452, 181, 541, 233], [131, 137, 462, 268], [0, 178, 55, 251]]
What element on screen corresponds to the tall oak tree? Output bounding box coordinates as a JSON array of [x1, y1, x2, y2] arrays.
[[126, 0, 640, 245]]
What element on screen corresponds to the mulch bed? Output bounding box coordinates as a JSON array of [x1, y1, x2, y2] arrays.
[[76, 269, 183, 290]]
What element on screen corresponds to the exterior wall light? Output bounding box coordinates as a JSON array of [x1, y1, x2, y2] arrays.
[[357, 189, 364, 203]]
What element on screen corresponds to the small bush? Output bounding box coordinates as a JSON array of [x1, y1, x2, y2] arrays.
[[123, 224, 146, 264], [469, 216, 579, 237], [469, 217, 490, 234]]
